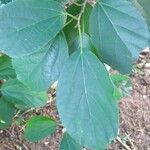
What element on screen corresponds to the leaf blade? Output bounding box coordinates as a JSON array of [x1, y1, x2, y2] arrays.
[[0, 0, 67, 57], [90, 0, 149, 73], [60, 133, 82, 150], [24, 115, 57, 142], [1, 79, 48, 108], [12, 32, 69, 91], [0, 97, 15, 129], [0, 55, 16, 80], [56, 50, 119, 150]]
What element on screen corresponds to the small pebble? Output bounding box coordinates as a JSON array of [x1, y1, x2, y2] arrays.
[[145, 63, 150, 68], [44, 142, 49, 145]]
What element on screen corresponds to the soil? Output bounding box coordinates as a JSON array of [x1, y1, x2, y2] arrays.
[[109, 49, 150, 150], [0, 50, 150, 150]]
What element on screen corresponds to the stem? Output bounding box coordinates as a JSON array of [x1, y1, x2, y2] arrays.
[[73, 2, 83, 6], [66, 13, 78, 20], [117, 137, 132, 150], [78, 24, 83, 53], [77, 0, 88, 53], [64, 18, 74, 28]]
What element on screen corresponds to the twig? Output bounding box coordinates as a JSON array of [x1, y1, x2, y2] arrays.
[[73, 2, 83, 6], [76, 0, 88, 52], [64, 18, 74, 28], [66, 13, 78, 20], [77, 0, 88, 27], [117, 136, 132, 150], [125, 133, 137, 150]]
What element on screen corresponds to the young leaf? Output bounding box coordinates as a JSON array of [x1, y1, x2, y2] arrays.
[[0, 55, 16, 80], [90, 0, 149, 74], [0, 0, 67, 57], [56, 50, 119, 150], [12, 33, 69, 91], [0, 97, 15, 129], [113, 87, 123, 101], [24, 115, 57, 142], [1, 79, 48, 108], [111, 74, 132, 97], [60, 133, 82, 150]]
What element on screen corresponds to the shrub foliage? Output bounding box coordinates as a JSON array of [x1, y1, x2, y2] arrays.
[[0, 0, 149, 149]]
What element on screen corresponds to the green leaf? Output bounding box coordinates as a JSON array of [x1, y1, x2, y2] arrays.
[[12, 33, 68, 91], [24, 115, 57, 142], [56, 50, 119, 150], [90, 0, 149, 74], [0, 55, 16, 80], [0, 0, 11, 4], [1, 79, 48, 108], [0, 0, 67, 57], [60, 133, 82, 150], [137, 0, 150, 23], [69, 33, 95, 54], [111, 74, 132, 97], [81, 3, 92, 34], [0, 97, 15, 129], [131, 0, 150, 32], [113, 87, 123, 101], [55, 0, 69, 5]]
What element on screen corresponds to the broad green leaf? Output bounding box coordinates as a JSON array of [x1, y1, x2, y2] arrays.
[[137, 0, 150, 22], [0, 0, 11, 4], [14, 104, 29, 111], [111, 74, 132, 97], [56, 50, 119, 150], [1, 79, 48, 108], [60, 133, 82, 150], [0, 97, 15, 129], [132, 0, 150, 32], [0, 0, 67, 57], [1, 0, 69, 5], [24, 115, 57, 142], [90, 0, 149, 74], [12, 33, 69, 91], [55, 0, 69, 5], [0, 55, 16, 80]]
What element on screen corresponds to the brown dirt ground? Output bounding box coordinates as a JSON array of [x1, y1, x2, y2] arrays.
[[0, 50, 150, 150], [109, 49, 150, 150]]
